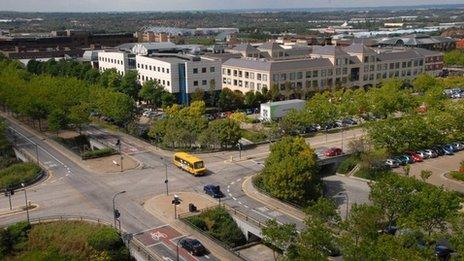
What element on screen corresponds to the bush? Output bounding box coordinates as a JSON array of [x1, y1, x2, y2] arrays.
[[0, 162, 41, 190], [450, 171, 464, 182], [337, 156, 358, 174], [186, 207, 247, 248], [87, 227, 123, 251], [241, 129, 267, 143], [81, 147, 116, 159], [355, 168, 391, 181]]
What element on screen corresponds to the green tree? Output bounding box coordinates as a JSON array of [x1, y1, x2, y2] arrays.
[[260, 136, 320, 203], [47, 109, 67, 134], [207, 119, 241, 148], [412, 74, 442, 94], [191, 88, 205, 102], [261, 219, 297, 260], [117, 70, 141, 100]]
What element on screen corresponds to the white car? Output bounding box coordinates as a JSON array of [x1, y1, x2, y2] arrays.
[[385, 159, 399, 168]]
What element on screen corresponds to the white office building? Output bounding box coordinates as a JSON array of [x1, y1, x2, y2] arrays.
[[136, 54, 221, 104], [97, 51, 133, 75]]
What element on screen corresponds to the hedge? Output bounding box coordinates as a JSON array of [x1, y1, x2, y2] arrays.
[[81, 147, 116, 160], [0, 162, 41, 190], [337, 156, 359, 174]]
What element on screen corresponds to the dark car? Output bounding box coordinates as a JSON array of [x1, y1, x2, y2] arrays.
[[179, 238, 207, 256], [303, 125, 318, 133], [399, 154, 414, 164], [393, 156, 408, 166], [203, 184, 224, 198], [435, 240, 454, 260], [441, 145, 455, 155], [432, 146, 446, 156], [342, 118, 358, 125]]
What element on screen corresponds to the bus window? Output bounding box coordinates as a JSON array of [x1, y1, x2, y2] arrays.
[[194, 161, 204, 169]]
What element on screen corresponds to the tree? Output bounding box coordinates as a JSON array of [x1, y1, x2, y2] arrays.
[[260, 136, 320, 203], [412, 74, 442, 94], [261, 219, 297, 260], [244, 91, 257, 108], [118, 70, 141, 100], [161, 92, 176, 108], [218, 88, 244, 111], [420, 170, 432, 182], [207, 119, 241, 148], [95, 90, 135, 126], [191, 88, 205, 102], [138, 80, 159, 106], [306, 197, 340, 224], [47, 109, 67, 134]]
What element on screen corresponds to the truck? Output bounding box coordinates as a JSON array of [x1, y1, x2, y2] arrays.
[[259, 99, 305, 121]]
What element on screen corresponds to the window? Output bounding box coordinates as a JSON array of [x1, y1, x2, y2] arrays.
[[263, 74, 268, 81], [227, 69, 231, 76], [257, 83, 261, 90], [250, 82, 254, 89], [312, 70, 318, 77], [289, 73, 295, 80], [238, 80, 242, 87], [223, 77, 227, 84], [306, 71, 312, 78], [239, 71, 243, 77], [202, 67, 207, 73], [321, 70, 326, 77], [222, 68, 226, 74], [210, 67, 215, 73], [233, 79, 238, 86], [193, 68, 198, 74], [257, 73, 262, 80], [202, 80, 207, 85], [194, 81, 198, 86], [273, 74, 279, 81], [233, 70, 237, 76], [245, 81, 249, 88], [162, 68, 165, 73], [167, 68, 170, 73], [263, 84, 267, 89], [245, 72, 250, 78], [162, 80, 165, 85], [250, 72, 255, 79], [280, 73, 286, 81], [167, 81, 170, 86], [149, 65, 152, 70], [157, 67, 160, 72]]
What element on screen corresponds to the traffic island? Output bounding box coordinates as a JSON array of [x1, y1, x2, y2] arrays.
[[82, 154, 139, 173], [0, 203, 38, 217]]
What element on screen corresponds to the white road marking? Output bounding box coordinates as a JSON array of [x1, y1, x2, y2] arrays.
[[232, 197, 237, 201], [204, 255, 210, 259], [66, 173, 70, 177], [244, 205, 249, 208], [227, 189, 230, 193], [238, 201, 242, 205], [228, 193, 232, 197], [230, 181, 235, 185], [236, 178, 241, 182]]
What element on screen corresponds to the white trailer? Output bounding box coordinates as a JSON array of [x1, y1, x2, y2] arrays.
[[259, 99, 305, 121]]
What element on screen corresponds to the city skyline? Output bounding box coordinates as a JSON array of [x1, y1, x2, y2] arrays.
[[1, 0, 464, 12]]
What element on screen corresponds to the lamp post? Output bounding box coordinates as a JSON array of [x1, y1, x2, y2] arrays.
[[161, 157, 169, 196], [21, 183, 29, 223], [112, 190, 126, 229], [335, 192, 349, 220], [176, 235, 189, 261], [172, 195, 181, 219]]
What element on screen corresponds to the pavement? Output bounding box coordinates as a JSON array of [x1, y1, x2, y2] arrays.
[[0, 112, 372, 260], [394, 150, 464, 193]]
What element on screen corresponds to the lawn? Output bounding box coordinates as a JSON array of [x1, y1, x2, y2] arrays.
[[240, 129, 268, 143], [450, 171, 464, 182], [0, 221, 130, 260], [0, 162, 41, 190]]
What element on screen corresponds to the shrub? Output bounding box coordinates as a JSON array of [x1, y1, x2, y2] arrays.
[[87, 227, 123, 251], [81, 147, 116, 159], [186, 207, 247, 248], [337, 156, 358, 174], [0, 162, 41, 190], [451, 171, 464, 182]]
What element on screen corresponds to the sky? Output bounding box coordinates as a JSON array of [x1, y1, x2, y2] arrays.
[[1, 0, 463, 12]]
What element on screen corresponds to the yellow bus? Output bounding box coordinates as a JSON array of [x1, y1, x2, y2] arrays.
[[173, 152, 206, 176]]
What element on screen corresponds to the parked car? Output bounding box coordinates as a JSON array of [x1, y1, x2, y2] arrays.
[[393, 156, 408, 166], [400, 154, 414, 164], [324, 147, 343, 157], [179, 238, 207, 256], [451, 142, 464, 151], [303, 125, 318, 133], [385, 159, 400, 168], [405, 151, 423, 162], [432, 146, 446, 156], [424, 149, 438, 158], [203, 185, 224, 198], [342, 118, 358, 126], [435, 240, 454, 260], [441, 145, 455, 155], [245, 109, 253, 115], [416, 150, 429, 159]]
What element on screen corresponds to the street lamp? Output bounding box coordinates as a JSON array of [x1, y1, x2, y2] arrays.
[[176, 235, 189, 261], [112, 190, 126, 229], [335, 192, 349, 220], [21, 183, 29, 223], [172, 195, 181, 219], [161, 157, 168, 196]]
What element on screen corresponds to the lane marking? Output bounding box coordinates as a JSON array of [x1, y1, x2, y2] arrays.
[[232, 197, 237, 201]]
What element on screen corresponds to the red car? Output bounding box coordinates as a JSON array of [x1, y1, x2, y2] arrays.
[[405, 151, 423, 162], [324, 147, 343, 157]]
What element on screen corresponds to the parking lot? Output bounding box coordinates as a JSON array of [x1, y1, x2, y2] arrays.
[[393, 150, 464, 193]]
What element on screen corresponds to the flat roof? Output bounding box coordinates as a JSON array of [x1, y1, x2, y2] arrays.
[[262, 99, 305, 106]]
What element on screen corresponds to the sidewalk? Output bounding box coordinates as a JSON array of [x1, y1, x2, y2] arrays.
[[1, 112, 139, 175], [241, 176, 306, 222], [144, 192, 242, 261], [0, 204, 38, 218]]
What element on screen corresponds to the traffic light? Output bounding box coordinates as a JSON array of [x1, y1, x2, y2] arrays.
[[114, 209, 121, 219]]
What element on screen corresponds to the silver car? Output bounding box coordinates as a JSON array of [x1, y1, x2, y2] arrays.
[[416, 150, 429, 159], [385, 159, 399, 168], [424, 149, 438, 158]]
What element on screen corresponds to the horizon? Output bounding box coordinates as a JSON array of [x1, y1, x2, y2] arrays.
[[1, 1, 464, 13]]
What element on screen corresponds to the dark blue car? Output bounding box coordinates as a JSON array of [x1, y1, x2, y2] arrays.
[[203, 185, 224, 198]]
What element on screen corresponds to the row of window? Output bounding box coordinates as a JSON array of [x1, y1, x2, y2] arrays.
[[193, 67, 216, 74], [222, 68, 269, 81], [99, 57, 123, 65], [137, 63, 170, 74], [138, 74, 170, 87], [222, 77, 268, 91], [193, 79, 212, 87]]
